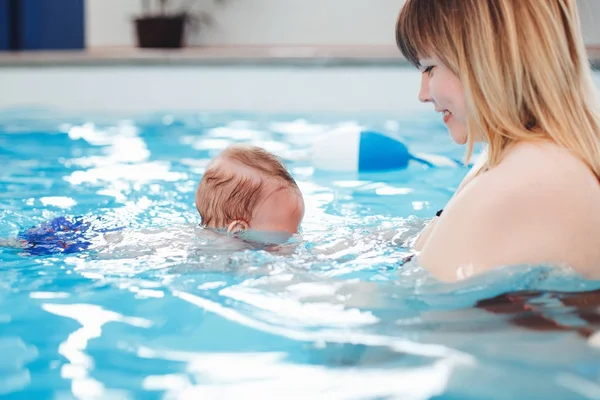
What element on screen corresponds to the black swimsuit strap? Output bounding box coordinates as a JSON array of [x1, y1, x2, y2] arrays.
[[399, 209, 444, 265]]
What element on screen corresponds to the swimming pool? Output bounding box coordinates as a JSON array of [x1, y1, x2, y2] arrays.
[[1, 65, 600, 399]]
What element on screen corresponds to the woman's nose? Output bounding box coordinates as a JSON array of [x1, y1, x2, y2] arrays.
[[418, 73, 431, 103]]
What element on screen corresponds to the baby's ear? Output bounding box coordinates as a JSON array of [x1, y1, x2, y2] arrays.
[[227, 220, 250, 234]]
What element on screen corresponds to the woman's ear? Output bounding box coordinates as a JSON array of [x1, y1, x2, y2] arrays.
[[227, 220, 250, 234]]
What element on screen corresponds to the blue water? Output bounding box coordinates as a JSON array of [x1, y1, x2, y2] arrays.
[[1, 109, 600, 399]]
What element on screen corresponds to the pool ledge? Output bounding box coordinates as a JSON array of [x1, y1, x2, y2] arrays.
[[1, 45, 600, 68], [0, 45, 415, 68]]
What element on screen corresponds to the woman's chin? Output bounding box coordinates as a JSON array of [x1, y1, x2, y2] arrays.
[[449, 132, 468, 145]]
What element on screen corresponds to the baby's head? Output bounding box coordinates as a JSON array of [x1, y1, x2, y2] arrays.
[[195, 145, 305, 236]]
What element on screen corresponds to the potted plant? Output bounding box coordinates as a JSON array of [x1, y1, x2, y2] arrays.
[[134, 0, 225, 49]]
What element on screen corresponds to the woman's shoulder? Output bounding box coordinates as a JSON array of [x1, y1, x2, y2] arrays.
[[477, 140, 598, 200], [502, 140, 592, 175], [417, 140, 600, 281]]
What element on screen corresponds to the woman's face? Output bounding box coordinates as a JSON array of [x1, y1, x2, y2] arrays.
[[418, 56, 468, 145]]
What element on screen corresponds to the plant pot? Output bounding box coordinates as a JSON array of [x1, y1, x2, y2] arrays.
[[134, 15, 185, 49]]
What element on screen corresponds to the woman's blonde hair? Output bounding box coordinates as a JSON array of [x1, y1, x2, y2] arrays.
[[396, 0, 600, 176]]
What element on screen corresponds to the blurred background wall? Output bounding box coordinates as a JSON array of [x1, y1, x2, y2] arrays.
[[85, 0, 600, 48], [85, 0, 401, 47], [1, 0, 600, 51]]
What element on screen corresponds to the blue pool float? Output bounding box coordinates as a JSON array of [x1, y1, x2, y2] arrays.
[[18, 215, 122, 255], [312, 129, 460, 172]]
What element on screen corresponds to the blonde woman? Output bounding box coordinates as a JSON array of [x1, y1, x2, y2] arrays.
[[397, 0, 600, 282]]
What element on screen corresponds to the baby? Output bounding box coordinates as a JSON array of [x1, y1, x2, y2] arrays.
[[4, 144, 304, 255], [195, 144, 305, 239]]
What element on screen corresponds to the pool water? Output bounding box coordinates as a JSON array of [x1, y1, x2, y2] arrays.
[[1, 109, 600, 400]]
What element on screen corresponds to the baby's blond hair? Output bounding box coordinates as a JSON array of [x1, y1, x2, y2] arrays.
[[195, 144, 299, 228]]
